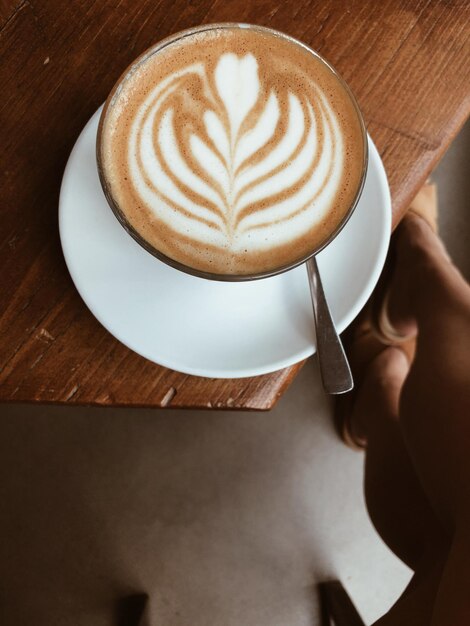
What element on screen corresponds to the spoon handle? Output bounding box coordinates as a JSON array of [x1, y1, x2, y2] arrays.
[[306, 256, 353, 395]]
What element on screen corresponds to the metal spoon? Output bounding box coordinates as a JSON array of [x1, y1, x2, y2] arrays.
[[306, 256, 353, 394]]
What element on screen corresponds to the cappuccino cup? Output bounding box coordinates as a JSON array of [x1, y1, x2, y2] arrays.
[[97, 23, 367, 281]]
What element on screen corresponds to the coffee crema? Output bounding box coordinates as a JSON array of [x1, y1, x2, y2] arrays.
[[99, 26, 366, 276]]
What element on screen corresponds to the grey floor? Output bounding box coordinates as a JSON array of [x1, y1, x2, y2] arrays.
[[1, 120, 469, 625], [434, 120, 470, 280]]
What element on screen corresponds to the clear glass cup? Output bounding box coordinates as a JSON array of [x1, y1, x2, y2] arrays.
[[96, 22, 368, 282]]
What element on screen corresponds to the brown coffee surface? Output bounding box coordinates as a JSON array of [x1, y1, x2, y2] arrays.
[[99, 26, 366, 276]]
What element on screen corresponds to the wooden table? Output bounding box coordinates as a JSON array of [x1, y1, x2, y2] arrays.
[[1, 0, 468, 409]]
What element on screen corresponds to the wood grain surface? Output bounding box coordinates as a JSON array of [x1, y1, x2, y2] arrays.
[[1, 0, 469, 409]]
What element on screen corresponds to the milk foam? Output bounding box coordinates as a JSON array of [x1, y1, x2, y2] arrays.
[[101, 27, 365, 275]]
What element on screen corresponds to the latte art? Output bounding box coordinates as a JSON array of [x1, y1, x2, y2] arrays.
[[100, 27, 366, 276]]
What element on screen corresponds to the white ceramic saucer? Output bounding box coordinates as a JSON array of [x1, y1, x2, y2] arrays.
[[59, 108, 391, 378]]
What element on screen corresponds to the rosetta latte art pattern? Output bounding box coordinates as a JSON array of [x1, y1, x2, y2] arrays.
[[128, 52, 344, 252]]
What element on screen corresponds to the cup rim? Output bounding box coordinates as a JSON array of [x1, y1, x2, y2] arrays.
[[96, 22, 369, 282]]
